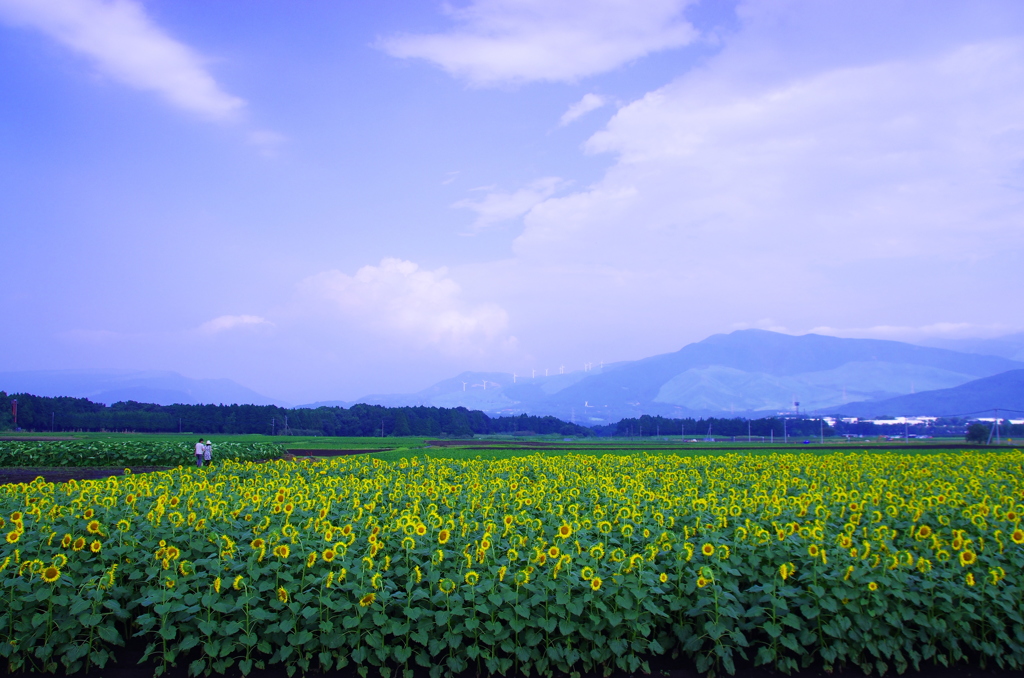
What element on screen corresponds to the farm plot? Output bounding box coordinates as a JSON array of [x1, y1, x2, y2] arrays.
[[0, 451, 1022, 677]]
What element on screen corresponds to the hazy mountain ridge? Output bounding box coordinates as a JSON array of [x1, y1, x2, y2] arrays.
[[316, 330, 1024, 422], [0, 369, 285, 407], [827, 369, 1024, 419]]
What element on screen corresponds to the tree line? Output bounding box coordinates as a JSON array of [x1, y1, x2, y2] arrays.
[[595, 414, 837, 439], [0, 392, 592, 438]]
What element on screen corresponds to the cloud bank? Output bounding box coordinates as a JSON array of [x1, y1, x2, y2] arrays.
[[380, 0, 698, 85], [299, 258, 511, 351]]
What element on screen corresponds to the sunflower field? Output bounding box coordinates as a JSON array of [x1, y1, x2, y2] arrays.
[[1, 451, 1023, 677], [0, 440, 280, 467]]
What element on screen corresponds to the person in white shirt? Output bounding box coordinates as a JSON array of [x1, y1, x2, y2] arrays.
[[195, 438, 206, 467]]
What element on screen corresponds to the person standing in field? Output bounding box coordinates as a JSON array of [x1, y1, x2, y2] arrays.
[[204, 439, 213, 466], [195, 438, 205, 467]]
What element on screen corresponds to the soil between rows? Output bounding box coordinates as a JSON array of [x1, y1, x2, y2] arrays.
[[5, 638, 1023, 678]]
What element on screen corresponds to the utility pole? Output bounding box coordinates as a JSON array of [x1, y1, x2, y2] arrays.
[[51, 412, 55, 433], [748, 419, 751, 443], [179, 418, 182, 434], [284, 415, 288, 436], [783, 418, 787, 443], [820, 418, 824, 445], [272, 418, 275, 436]]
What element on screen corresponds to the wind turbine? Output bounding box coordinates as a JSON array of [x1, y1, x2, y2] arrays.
[[461, 381, 467, 392], [513, 373, 517, 384]]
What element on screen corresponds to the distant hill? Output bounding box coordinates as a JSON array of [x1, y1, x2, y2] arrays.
[[313, 330, 1024, 423], [0, 369, 285, 407], [829, 369, 1024, 418], [913, 332, 1024, 361]]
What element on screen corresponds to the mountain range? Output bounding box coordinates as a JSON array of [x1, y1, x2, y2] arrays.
[[304, 330, 1024, 423], [825, 369, 1024, 419], [0, 369, 284, 407]]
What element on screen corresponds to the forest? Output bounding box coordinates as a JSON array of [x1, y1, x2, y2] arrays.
[[0, 392, 591, 437]]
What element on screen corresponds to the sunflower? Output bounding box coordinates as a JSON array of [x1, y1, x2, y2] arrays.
[[401, 537, 415, 550], [41, 566, 60, 584], [72, 537, 86, 552], [464, 570, 480, 586], [867, 581, 878, 591], [273, 544, 290, 560], [60, 534, 72, 549], [597, 521, 612, 534], [696, 576, 709, 588], [90, 540, 102, 553], [5, 531, 19, 544], [621, 524, 634, 538], [959, 550, 977, 567], [701, 543, 715, 557], [916, 525, 932, 539], [213, 577, 221, 593], [86, 520, 102, 535], [414, 566, 423, 583], [322, 548, 336, 563], [415, 524, 427, 536], [52, 554, 68, 568], [779, 562, 794, 580], [1011, 529, 1024, 545], [558, 524, 572, 539], [251, 538, 265, 550], [659, 572, 668, 584], [438, 578, 456, 594], [580, 566, 595, 581], [83, 509, 95, 520], [807, 544, 820, 558], [232, 575, 244, 590], [548, 546, 560, 559], [514, 570, 530, 586], [437, 529, 450, 545], [965, 572, 975, 587], [589, 545, 604, 560], [371, 573, 383, 590], [359, 592, 376, 607], [277, 587, 289, 603], [116, 520, 130, 532]]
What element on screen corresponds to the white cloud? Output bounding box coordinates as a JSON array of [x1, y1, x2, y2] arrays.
[[197, 315, 273, 335], [453, 177, 565, 229], [808, 323, 1015, 342], [559, 93, 607, 126], [515, 39, 1024, 270], [299, 258, 511, 350], [379, 0, 698, 86], [0, 0, 244, 119]]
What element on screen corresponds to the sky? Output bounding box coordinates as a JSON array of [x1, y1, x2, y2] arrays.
[[2, 0, 1024, 404]]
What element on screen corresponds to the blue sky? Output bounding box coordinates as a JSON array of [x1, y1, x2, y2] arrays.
[[2, 0, 1023, 404]]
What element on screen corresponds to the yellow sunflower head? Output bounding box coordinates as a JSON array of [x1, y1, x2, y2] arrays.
[[41, 566, 60, 584], [701, 543, 715, 557]]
